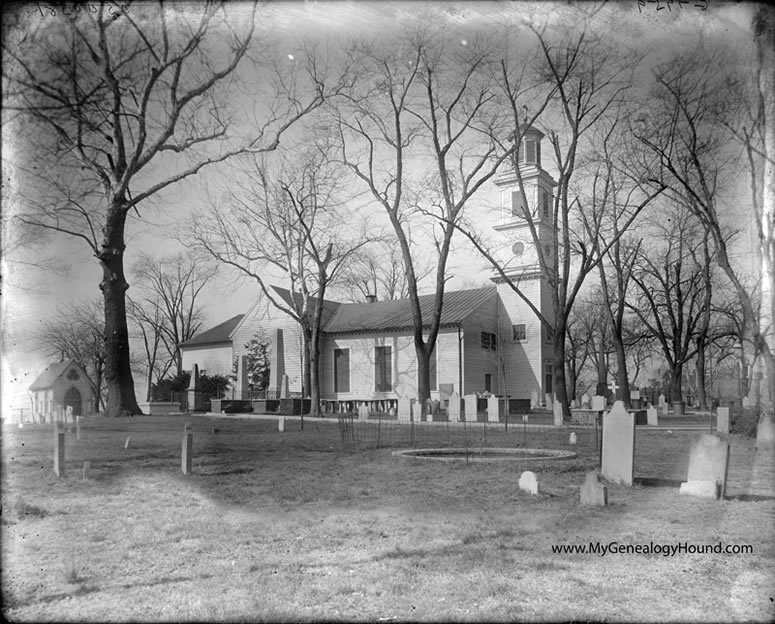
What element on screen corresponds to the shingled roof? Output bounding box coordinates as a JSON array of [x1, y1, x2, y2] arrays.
[[321, 286, 496, 334], [29, 360, 77, 391], [179, 314, 244, 348]]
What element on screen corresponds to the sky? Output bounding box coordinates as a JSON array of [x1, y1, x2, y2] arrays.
[[0, 0, 760, 414]]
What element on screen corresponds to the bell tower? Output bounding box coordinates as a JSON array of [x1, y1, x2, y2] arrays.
[[491, 126, 557, 405]]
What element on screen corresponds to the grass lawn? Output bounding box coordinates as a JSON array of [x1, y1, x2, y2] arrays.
[[2, 414, 774, 622]]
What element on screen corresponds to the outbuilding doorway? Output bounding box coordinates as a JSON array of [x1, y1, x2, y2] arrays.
[[64, 387, 82, 417]]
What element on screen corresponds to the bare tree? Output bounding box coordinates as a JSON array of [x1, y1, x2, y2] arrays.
[[3, 2, 331, 416], [191, 146, 368, 417], [37, 300, 106, 411]]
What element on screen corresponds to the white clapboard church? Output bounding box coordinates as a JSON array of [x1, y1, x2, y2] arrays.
[[181, 127, 557, 406]]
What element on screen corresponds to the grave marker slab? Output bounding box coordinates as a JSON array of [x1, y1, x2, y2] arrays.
[[518, 471, 539, 495], [358, 403, 370, 421], [82, 461, 91, 481], [580, 472, 608, 506], [182, 431, 193, 475], [662, 402, 669, 417], [397, 397, 412, 423], [487, 396, 503, 423], [278, 416, 285, 432], [601, 401, 635, 486], [647, 406, 658, 426], [54, 431, 65, 477], [592, 395, 606, 412], [76, 415, 81, 440], [464, 395, 478, 423], [679, 433, 729, 499], [756, 413, 775, 450], [569, 432, 577, 446], [530, 391, 539, 409], [716, 407, 730, 435], [553, 401, 563, 426], [448, 392, 462, 423], [545, 394, 553, 410]]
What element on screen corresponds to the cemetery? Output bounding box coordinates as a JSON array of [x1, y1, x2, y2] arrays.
[[2, 399, 774, 622]]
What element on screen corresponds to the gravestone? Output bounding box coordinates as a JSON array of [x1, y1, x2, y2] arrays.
[[601, 401, 635, 485], [431, 399, 440, 419], [756, 412, 775, 450], [553, 401, 563, 426], [716, 407, 730, 435], [518, 471, 539, 495], [267, 328, 286, 396], [81, 461, 90, 482], [358, 403, 370, 421], [54, 431, 65, 477], [464, 394, 478, 422], [742, 396, 751, 409], [280, 374, 290, 399], [582, 393, 591, 408], [545, 394, 553, 411], [182, 431, 193, 475], [65, 405, 73, 424], [425, 398, 433, 422], [530, 391, 539, 409], [662, 401, 669, 417], [448, 392, 462, 423], [580, 471, 608, 506], [592, 395, 605, 412], [76, 415, 81, 440], [487, 396, 503, 423], [647, 406, 658, 426], [679, 433, 729, 499], [397, 397, 412, 423], [658, 394, 665, 407], [187, 363, 203, 411], [570, 399, 577, 409], [630, 389, 641, 409], [237, 355, 250, 399], [278, 416, 285, 432], [569, 432, 577, 446]]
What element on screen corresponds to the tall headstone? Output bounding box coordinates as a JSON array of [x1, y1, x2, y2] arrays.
[[658, 394, 665, 407], [647, 406, 659, 427], [75, 415, 81, 440], [518, 471, 539, 495], [756, 412, 775, 450], [182, 431, 193, 475], [545, 394, 553, 411], [397, 397, 412, 423], [580, 471, 608, 506], [592, 395, 606, 412], [358, 402, 370, 421], [187, 363, 203, 411], [601, 401, 635, 486], [662, 401, 669, 417], [464, 394, 478, 423], [54, 431, 65, 477], [237, 355, 250, 399], [431, 399, 440, 420], [553, 401, 563, 426], [679, 433, 730, 499], [716, 407, 730, 435], [280, 374, 290, 399], [448, 392, 462, 423], [267, 328, 285, 396], [487, 396, 503, 423], [530, 391, 539, 409], [278, 416, 285, 432]]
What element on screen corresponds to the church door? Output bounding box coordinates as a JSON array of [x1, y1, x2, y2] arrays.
[[64, 387, 82, 417]]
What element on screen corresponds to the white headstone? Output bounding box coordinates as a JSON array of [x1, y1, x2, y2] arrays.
[[280, 374, 290, 399], [582, 393, 591, 408], [570, 399, 577, 409], [679, 434, 729, 499], [592, 395, 606, 412], [530, 391, 539, 409], [647, 406, 659, 426], [545, 394, 553, 410], [553, 401, 563, 426], [487, 396, 502, 423], [716, 407, 730, 435], [742, 396, 751, 409], [518, 471, 539, 495], [358, 402, 370, 421], [278, 416, 285, 432], [662, 401, 669, 416], [464, 394, 478, 423], [569, 432, 577, 446], [601, 401, 636, 486], [397, 397, 412, 423], [448, 392, 462, 423], [658, 394, 665, 407], [630, 389, 641, 400], [580, 471, 608, 506]]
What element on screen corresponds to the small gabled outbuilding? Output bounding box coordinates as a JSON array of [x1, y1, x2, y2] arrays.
[[28, 359, 94, 422]]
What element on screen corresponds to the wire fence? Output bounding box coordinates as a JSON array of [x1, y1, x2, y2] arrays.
[[336, 413, 602, 462]]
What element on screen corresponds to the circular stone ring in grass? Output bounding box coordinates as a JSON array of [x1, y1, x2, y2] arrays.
[[392, 447, 577, 462]]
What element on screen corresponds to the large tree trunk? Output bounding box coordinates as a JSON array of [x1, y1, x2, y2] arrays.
[[613, 339, 631, 409], [415, 340, 431, 417], [553, 325, 571, 422], [668, 363, 683, 403], [308, 329, 322, 418], [696, 344, 708, 410], [100, 202, 142, 417]]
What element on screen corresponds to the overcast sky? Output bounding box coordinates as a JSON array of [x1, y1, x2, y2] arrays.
[[1, 1, 759, 413]]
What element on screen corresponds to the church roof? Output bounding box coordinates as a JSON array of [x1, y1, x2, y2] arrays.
[[29, 359, 77, 391], [179, 314, 244, 348], [321, 286, 497, 334]]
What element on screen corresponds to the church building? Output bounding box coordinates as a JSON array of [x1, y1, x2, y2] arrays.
[[180, 127, 557, 407]]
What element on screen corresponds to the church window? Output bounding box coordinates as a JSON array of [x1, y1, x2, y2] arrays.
[[481, 331, 497, 351], [525, 139, 538, 164], [512, 324, 527, 341], [542, 191, 551, 219], [334, 348, 350, 393], [375, 346, 392, 392]]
